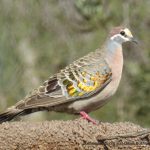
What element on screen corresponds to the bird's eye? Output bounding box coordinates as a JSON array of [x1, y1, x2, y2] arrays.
[[120, 31, 125, 36]]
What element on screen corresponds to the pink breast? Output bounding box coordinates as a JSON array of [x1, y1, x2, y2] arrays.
[[106, 48, 123, 85]]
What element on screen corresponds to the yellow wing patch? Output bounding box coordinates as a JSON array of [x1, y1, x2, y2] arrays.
[[67, 71, 111, 97]]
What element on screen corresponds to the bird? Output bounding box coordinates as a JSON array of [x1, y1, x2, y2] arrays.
[[0, 26, 137, 124]]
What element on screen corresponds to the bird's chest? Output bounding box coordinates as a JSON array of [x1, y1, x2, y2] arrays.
[[109, 49, 123, 81]]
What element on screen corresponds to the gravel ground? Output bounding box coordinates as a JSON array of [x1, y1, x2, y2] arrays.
[[0, 119, 149, 150]]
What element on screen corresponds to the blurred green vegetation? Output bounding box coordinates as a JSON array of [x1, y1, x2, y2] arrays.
[[0, 0, 149, 126]]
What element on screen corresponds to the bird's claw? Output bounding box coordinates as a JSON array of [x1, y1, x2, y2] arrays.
[[80, 111, 97, 125]]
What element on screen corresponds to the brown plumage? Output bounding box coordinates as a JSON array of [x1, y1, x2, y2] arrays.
[[109, 26, 125, 37]]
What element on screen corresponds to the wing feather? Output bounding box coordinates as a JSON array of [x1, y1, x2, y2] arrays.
[[16, 50, 112, 110]]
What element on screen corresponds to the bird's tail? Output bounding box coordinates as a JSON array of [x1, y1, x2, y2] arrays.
[[0, 106, 47, 123], [0, 107, 24, 123]]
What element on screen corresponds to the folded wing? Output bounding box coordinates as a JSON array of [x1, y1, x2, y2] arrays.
[[16, 51, 112, 110]]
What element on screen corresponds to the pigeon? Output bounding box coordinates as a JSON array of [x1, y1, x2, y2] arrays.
[[0, 26, 137, 124]]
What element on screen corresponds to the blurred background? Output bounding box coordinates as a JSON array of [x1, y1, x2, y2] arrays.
[[0, 0, 149, 127]]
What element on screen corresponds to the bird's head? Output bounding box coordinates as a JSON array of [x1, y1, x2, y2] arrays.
[[109, 26, 137, 44]]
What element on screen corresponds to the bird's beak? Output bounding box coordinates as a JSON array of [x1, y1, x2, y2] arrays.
[[129, 37, 138, 44]]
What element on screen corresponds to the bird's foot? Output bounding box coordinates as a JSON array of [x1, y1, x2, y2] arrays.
[[80, 111, 97, 125]]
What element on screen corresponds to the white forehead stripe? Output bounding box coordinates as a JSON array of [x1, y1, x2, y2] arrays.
[[124, 28, 133, 37]]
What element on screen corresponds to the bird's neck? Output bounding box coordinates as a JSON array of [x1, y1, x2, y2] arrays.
[[106, 39, 122, 55], [105, 39, 123, 64], [104, 39, 124, 88]]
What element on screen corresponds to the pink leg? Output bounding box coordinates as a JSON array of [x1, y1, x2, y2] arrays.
[[80, 111, 97, 125]]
